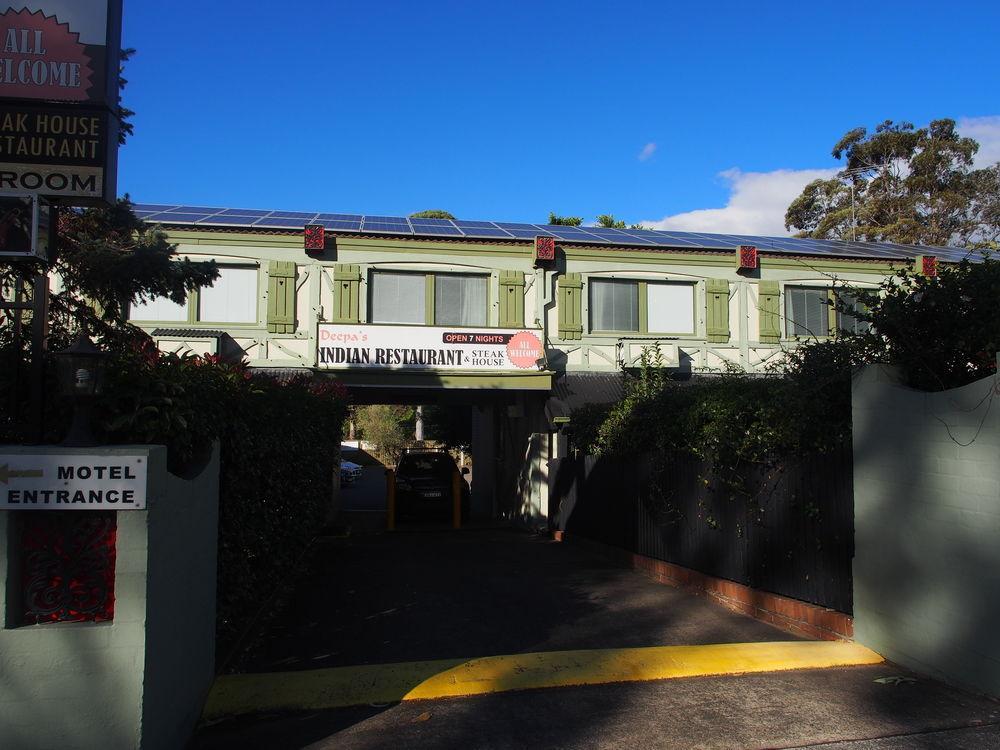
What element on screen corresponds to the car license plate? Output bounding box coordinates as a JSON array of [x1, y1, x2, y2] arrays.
[[422, 491, 442, 498]]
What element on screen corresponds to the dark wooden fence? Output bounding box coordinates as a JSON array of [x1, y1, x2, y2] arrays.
[[551, 443, 854, 613]]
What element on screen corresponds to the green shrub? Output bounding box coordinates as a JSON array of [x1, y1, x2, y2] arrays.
[[1, 342, 348, 649]]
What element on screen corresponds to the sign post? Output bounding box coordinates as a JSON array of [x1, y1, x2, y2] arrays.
[[0, 1, 123, 440]]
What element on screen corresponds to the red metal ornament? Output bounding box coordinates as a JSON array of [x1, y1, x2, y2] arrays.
[[737, 245, 758, 270], [304, 224, 325, 252], [535, 235, 556, 263], [20, 511, 117, 625]]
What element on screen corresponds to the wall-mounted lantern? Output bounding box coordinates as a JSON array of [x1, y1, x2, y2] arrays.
[[55, 334, 108, 447]]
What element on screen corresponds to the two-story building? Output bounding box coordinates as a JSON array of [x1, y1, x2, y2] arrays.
[[129, 204, 965, 526]]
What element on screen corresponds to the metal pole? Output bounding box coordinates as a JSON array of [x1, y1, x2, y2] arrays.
[[385, 468, 396, 531], [452, 468, 462, 530], [28, 272, 49, 443], [9, 276, 25, 422]]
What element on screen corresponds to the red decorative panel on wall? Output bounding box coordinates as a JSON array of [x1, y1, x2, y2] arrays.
[[20, 511, 116, 625], [304, 224, 325, 252], [534, 235, 556, 263], [737, 245, 758, 270]]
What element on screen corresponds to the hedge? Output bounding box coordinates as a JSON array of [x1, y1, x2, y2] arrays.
[[0, 342, 348, 650]]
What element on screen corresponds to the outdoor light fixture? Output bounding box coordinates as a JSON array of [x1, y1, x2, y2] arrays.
[[55, 334, 108, 447], [736, 245, 758, 271], [534, 235, 556, 266], [304, 224, 325, 254]]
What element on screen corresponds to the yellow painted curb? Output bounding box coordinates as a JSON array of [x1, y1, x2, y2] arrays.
[[203, 641, 882, 720]]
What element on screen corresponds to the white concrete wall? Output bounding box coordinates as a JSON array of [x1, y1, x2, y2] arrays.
[[0, 445, 220, 750], [853, 364, 1000, 697]]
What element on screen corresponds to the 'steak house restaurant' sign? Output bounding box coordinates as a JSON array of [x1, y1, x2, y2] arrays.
[[0, 2, 122, 202]]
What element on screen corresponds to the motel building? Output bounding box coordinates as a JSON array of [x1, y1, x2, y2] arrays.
[[127, 205, 962, 526]]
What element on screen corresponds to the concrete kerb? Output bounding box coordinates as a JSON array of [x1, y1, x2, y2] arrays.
[[202, 640, 883, 720]]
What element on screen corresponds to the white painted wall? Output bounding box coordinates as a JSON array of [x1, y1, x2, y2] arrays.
[[0, 445, 220, 749], [853, 363, 1000, 697]]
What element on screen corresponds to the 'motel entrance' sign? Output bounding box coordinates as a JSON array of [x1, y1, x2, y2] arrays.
[[0, 2, 122, 203]]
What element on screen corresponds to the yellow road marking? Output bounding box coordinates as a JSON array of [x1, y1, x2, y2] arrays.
[[203, 641, 882, 719]]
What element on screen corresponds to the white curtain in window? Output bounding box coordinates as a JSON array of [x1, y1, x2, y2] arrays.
[[785, 287, 828, 337], [435, 274, 487, 326], [371, 272, 425, 324], [647, 283, 694, 333], [590, 279, 638, 332], [199, 267, 258, 323], [129, 294, 188, 322], [834, 290, 870, 334]]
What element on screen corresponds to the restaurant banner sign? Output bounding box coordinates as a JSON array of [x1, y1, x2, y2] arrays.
[[318, 324, 545, 371], [0, 1, 122, 202]]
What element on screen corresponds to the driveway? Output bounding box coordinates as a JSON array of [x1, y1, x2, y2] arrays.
[[194, 529, 1000, 749]]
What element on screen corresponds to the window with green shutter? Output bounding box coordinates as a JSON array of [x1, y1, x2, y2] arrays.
[[758, 280, 780, 343], [558, 273, 583, 340], [332, 264, 361, 323], [498, 270, 525, 328], [705, 279, 730, 343], [266, 261, 296, 333]]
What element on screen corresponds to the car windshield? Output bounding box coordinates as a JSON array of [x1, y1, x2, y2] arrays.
[[397, 454, 452, 478]]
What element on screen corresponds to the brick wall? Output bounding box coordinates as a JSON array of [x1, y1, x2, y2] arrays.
[[852, 363, 1000, 697]]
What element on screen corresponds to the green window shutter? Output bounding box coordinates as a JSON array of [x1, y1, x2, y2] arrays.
[[758, 280, 780, 343], [267, 260, 296, 333], [557, 273, 583, 340], [332, 264, 361, 323], [498, 270, 525, 328], [705, 279, 730, 343]]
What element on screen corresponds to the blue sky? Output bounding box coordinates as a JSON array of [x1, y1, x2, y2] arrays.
[[119, 0, 1000, 234]]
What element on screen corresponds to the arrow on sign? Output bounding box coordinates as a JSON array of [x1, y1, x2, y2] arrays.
[[0, 464, 44, 484]]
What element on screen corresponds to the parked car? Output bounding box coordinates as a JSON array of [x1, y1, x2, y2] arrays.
[[340, 460, 363, 485], [394, 450, 470, 521]]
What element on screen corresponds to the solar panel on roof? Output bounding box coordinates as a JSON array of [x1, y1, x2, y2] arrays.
[[362, 222, 412, 234], [254, 218, 312, 228], [196, 215, 260, 225], [147, 212, 213, 223], [269, 211, 318, 220], [495, 222, 542, 230], [316, 213, 363, 221], [503, 229, 547, 239], [217, 208, 272, 217], [130, 203, 970, 261], [455, 220, 501, 228], [410, 226, 465, 237], [452, 226, 514, 238], [545, 228, 603, 241], [319, 219, 362, 231], [409, 217, 456, 226], [669, 233, 734, 249], [167, 206, 217, 214]]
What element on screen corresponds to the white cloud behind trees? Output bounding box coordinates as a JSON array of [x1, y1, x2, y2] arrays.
[[641, 117, 1000, 237]]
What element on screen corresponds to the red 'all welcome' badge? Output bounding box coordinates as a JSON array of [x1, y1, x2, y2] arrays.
[[506, 331, 543, 369], [0, 9, 92, 101]]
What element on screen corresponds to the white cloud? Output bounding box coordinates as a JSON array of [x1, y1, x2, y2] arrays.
[[638, 116, 1000, 237], [638, 142, 657, 162], [958, 116, 1000, 168], [641, 167, 837, 236]]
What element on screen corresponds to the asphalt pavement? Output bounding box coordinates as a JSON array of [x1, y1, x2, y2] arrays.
[[193, 529, 1000, 749]]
